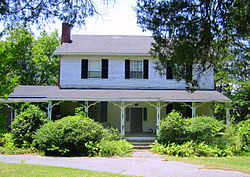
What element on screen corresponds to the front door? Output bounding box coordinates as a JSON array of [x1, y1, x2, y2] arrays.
[[130, 108, 142, 132]]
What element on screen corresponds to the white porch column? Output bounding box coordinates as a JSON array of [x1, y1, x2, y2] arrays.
[[84, 101, 89, 116], [120, 101, 125, 137], [226, 103, 230, 125], [10, 107, 13, 123], [191, 102, 196, 118], [156, 101, 161, 136], [48, 100, 52, 121]]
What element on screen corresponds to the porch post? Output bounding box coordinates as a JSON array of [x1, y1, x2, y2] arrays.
[[156, 101, 161, 136], [84, 101, 89, 116], [120, 101, 125, 136], [10, 107, 13, 123], [48, 100, 52, 121], [191, 102, 196, 118], [225, 103, 230, 125]]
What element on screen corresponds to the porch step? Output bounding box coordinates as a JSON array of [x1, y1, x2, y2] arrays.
[[128, 140, 154, 149]]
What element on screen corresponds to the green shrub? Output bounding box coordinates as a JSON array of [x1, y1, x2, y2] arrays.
[[151, 141, 194, 157], [98, 139, 133, 156], [33, 115, 105, 156], [102, 127, 123, 141], [186, 116, 225, 143], [223, 125, 243, 154], [159, 111, 187, 143], [151, 141, 233, 157], [11, 105, 47, 147], [194, 142, 233, 157], [237, 119, 250, 151]]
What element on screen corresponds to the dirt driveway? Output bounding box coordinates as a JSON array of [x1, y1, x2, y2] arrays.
[[0, 151, 249, 177]]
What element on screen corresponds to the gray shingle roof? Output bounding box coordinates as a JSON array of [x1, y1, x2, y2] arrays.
[[53, 35, 154, 55], [0, 86, 231, 103]]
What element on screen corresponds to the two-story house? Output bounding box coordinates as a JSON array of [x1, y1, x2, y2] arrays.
[[1, 23, 231, 140]]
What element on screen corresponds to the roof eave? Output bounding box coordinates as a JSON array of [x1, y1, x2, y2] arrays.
[[53, 52, 151, 56]]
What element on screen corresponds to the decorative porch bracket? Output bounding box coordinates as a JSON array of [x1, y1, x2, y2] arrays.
[[83, 101, 100, 117], [110, 101, 134, 137], [183, 102, 206, 118], [146, 101, 170, 136], [47, 101, 64, 121]]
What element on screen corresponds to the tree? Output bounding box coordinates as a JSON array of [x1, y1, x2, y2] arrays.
[[0, 26, 60, 98], [31, 31, 60, 85], [0, 47, 19, 98], [136, 0, 249, 88], [0, 0, 112, 33]]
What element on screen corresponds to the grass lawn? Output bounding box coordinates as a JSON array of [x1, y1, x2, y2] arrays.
[[165, 155, 250, 174], [0, 162, 132, 177]]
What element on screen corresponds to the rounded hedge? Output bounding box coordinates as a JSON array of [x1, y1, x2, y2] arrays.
[[12, 105, 47, 147], [33, 115, 105, 156], [159, 111, 187, 143]]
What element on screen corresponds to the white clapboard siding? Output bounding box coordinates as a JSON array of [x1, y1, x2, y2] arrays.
[[60, 55, 214, 89]]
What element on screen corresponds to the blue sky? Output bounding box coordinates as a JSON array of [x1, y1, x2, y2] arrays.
[[41, 0, 152, 37]]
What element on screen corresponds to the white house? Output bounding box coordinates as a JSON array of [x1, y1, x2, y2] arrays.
[[0, 23, 231, 140]]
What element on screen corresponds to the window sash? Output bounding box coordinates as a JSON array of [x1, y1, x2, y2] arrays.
[[130, 60, 143, 78], [88, 60, 101, 78]]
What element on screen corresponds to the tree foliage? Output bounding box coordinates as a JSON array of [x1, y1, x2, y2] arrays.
[[0, 0, 112, 31], [0, 26, 60, 97], [136, 0, 249, 88]]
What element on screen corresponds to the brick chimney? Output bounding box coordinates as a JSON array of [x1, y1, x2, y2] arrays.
[[61, 23, 71, 44]]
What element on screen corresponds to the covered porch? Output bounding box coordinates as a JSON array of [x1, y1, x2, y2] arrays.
[[1, 86, 232, 139]]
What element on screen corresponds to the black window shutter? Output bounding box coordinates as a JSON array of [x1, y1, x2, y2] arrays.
[[166, 66, 173, 79], [81, 59, 88, 79], [185, 102, 192, 118], [102, 59, 108, 79], [186, 64, 192, 81], [125, 60, 130, 79], [143, 108, 147, 121], [166, 103, 173, 114], [143, 60, 149, 79], [101, 101, 108, 122]]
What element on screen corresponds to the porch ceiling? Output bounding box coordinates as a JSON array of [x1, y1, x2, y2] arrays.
[[0, 85, 231, 103]]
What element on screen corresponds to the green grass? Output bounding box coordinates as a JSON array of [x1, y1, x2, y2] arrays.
[[0, 162, 132, 177], [165, 155, 250, 174]]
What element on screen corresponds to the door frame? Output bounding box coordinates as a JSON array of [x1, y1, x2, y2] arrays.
[[130, 108, 142, 133]]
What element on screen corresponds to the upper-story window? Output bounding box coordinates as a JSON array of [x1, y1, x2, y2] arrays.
[[130, 60, 143, 78], [89, 60, 101, 78], [81, 59, 108, 79], [125, 59, 148, 79]]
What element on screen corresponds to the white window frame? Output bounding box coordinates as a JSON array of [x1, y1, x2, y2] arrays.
[[130, 59, 143, 79], [88, 60, 101, 78]]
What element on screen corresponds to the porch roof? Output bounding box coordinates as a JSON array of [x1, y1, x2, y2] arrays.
[[0, 85, 231, 103]]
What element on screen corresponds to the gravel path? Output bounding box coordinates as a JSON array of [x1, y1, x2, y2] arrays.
[[0, 151, 249, 177]]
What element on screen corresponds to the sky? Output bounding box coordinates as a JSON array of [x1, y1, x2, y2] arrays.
[[42, 0, 152, 37]]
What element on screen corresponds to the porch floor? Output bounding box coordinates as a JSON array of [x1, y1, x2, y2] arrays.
[[125, 132, 156, 137], [125, 132, 156, 141]]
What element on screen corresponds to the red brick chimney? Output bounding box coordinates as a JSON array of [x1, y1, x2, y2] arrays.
[[61, 23, 71, 44]]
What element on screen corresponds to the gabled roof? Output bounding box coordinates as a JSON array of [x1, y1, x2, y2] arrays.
[[54, 35, 154, 55], [0, 85, 231, 103]]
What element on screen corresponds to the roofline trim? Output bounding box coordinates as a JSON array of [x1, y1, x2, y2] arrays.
[[47, 98, 231, 102], [53, 52, 152, 56]]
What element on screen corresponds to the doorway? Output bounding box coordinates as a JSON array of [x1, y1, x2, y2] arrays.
[[130, 108, 142, 132]]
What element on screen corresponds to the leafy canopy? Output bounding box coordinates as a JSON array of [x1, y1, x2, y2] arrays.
[[136, 0, 249, 88], [0, 0, 113, 31], [0, 26, 60, 97]]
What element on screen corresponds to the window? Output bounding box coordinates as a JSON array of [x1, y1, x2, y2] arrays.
[[81, 59, 108, 79], [89, 60, 101, 78], [125, 59, 148, 79], [130, 60, 143, 78]]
